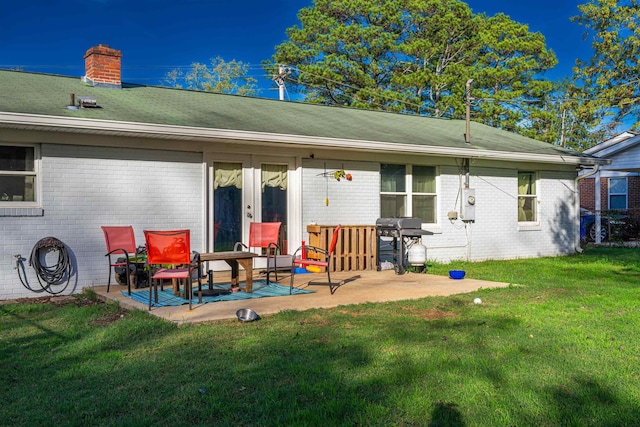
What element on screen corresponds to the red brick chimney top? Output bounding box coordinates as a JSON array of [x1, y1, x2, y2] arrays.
[[82, 44, 122, 89]]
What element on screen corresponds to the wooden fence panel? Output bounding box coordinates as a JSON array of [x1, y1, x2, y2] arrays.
[[307, 225, 376, 272]]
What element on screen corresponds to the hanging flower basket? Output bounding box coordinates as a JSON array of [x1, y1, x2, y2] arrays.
[[317, 164, 353, 206], [319, 169, 353, 181], [332, 169, 353, 182]]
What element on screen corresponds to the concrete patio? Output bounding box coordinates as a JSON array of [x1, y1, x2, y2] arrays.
[[93, 269, 511, 324]]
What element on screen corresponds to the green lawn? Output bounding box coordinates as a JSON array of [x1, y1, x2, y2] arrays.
[[1, 247, 639, 426]]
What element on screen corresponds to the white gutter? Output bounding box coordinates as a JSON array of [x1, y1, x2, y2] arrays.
[[574, 165, 600, 253], [0, 112, 606, 166]]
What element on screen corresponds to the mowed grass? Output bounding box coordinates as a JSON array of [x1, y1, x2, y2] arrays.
[[1, 247, 639, 426]]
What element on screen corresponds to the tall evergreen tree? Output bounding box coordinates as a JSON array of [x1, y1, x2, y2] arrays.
[[524, 79, 607, 149], [471, 13, 557, 132], [393, 0, 481, 117], [268, 0, 405, 111], [571, 0, 640, 131], [268, 0, 558, 137]]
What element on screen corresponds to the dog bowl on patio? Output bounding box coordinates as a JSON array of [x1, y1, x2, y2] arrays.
[[236, 308, 259, 322], [449, 270, 466, 280]]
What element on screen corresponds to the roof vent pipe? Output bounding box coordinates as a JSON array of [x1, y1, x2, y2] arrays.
[[66, 93, 78, 110], [465, 79, 474, 144]]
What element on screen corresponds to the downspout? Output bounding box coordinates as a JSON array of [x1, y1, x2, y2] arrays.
[[574, 165, 600, 253]]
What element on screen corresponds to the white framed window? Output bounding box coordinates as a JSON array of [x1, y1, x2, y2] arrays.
[[0, 144, 38, 205], [518, 171, 537, 222], [380, 164, 436, 223], [608, 177, 627, 210]]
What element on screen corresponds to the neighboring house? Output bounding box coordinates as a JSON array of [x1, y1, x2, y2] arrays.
[[0, 44, 606, 299], [579, 131, 640, 241], [580, 131, 640, 212]]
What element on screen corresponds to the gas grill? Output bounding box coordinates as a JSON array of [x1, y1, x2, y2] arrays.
[[376, 217, 431, 274]]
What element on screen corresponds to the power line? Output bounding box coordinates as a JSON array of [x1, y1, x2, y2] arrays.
[[280, 64, 447, 116], [9, 60, 640, 112]]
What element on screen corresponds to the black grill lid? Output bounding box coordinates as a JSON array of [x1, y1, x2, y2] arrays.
[[376, 217, 423, 229]]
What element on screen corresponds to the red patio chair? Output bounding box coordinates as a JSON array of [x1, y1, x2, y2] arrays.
[[101, 225, 137, 295], [289, 225, 344, 295], [144, 229, 201, 310], [234, 222, 290, 283]]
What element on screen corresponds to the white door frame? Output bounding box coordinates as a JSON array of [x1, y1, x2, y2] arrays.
[[251, 155, 297, 255], [204, 153, 299, 271]]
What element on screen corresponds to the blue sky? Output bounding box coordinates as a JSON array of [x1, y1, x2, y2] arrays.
[[1, 0, 592, 100]]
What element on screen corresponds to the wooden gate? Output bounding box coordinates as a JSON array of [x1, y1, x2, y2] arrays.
[[306, 225, 377, 272]]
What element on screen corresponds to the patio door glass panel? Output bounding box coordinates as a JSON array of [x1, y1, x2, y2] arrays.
[[213, 162, 243, 252], [261, 163, 288, 253]]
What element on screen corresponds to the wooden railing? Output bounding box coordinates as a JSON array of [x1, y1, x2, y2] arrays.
[[306, 225, 377, 272]]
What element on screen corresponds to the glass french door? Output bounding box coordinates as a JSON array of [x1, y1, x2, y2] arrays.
[[259, 163, 289, 254], [210, 157, 294, 256], [212, 161, 244, 252]]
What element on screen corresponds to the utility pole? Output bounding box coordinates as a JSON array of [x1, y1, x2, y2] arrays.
[[560, 109, 566, 148], [273, 65, 290, 101], [465, 79, 474, 144]]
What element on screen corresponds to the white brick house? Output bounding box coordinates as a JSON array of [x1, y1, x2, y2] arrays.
[[0, 45, 606, 299]]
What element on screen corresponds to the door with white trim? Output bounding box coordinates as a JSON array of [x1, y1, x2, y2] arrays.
[[211, 159, 250, 253], [252, 157, 295, 256], [207, 155, 296, 270]]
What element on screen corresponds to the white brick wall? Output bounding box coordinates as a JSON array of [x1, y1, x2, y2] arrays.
[[425, 167, 577, 262], [1, 146, 580, 300], [302, 159, 380, 227], [0, 144, 204, 299], [301, 161, 579, 264]]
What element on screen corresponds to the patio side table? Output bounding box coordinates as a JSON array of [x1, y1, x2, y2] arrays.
[[199, 251, 258, 293]]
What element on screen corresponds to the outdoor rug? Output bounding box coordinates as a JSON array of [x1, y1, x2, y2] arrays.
[[121, 280, 315, 307]]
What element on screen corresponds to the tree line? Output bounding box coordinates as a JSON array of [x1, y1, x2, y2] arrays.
[[165, 0, 640, 152]]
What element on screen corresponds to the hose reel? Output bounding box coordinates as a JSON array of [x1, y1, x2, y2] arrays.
[[17, 237, 72, 295]]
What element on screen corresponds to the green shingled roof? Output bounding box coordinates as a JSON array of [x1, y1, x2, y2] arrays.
[[0, 69, 596, 162]]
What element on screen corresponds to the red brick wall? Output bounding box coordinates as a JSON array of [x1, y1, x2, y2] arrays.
[[629, 176, 640, 210], [84, 44, 121, 85], [580, 178, 596, 211], [601, 178, 609, 210], [580, 176, 640, 211]]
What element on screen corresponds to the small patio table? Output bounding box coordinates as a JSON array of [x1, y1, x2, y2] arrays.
[[199, 251, 258, 293]]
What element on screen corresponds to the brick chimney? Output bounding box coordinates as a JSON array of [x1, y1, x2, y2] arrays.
[[82, 44, 122, 89]]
